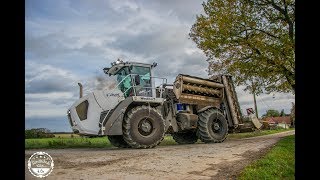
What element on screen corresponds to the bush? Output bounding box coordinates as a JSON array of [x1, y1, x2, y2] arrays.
[[25, 128, 55, 139]]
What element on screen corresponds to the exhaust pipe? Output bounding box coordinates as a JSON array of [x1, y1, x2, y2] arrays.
[[78, 83, 83, 98]]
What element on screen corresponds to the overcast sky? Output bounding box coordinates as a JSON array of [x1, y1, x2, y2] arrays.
[[25, 0, 295, 132]]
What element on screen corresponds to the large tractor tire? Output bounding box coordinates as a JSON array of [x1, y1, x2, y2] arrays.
[[123, 105, 166, 148], [107, 135, 130, 148], [198, 108, 228, 143], [172, 131, 198, 144]]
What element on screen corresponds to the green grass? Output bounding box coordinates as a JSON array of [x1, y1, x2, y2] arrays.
[[159, 136, 178, 146], [239, 135, 295, 180], [25, 137, 111, 149], [25, 136, 178, 149], [227, 128, 294, 139], [53, 133, 80, 138], [25, 128, 294, 149]]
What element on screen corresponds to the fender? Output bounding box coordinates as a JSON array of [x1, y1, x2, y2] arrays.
[[102, 96, 164, 135], [101, 97, 134, 135], [197, 106, 221, 114]]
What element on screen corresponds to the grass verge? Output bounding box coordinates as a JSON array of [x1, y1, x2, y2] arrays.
[[25, 128, 294, 149], [25, 137, 111, 149], [25, 136, 178, 149], [238, 135, 295, 180], [227, 128, 294, 139]]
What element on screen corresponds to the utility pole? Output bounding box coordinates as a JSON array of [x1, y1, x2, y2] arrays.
[[251, 81, 259, 118], [253, 92, 258, 118]]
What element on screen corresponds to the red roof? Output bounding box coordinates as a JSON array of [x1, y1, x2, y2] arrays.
[[267, 119, 276, 124], [265, 116, 291, 124]]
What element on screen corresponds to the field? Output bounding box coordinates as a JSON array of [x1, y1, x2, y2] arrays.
[[53, 133, 80, 138], [25, 128, 293, 149], [25, 135, 178, 149]]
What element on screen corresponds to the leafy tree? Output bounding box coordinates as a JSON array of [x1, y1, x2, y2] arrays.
[[263, 109, 280, 117], [25, 128, 55, 139], [280, 109, 285, 116], [190, 0, 295, 94]]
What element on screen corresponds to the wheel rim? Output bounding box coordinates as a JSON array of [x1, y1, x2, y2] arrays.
[[211, 118, 224, 134], [138, 118, 154, 136]]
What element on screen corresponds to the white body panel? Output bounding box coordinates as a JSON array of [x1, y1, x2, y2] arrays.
[[93, 89, 124, 110], [68, 88, 124, 135]]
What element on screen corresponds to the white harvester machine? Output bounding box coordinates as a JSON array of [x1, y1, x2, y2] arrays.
[[67, 59, 262, 148]]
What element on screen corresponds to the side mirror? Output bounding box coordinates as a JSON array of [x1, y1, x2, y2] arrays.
[[151, 62, 157, 68], [134, 75, 140, 85]]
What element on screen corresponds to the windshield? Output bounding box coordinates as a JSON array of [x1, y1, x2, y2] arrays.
[[115, 66, 152, 97], [130, 66, 151, 86], [130, 66, 152, 97]]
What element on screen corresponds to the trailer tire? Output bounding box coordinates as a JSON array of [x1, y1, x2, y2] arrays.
[[198, 108, 228, 143], [123, 105, 165, 148], [172, 131, 198, 144], [107, 135, 130, 148]]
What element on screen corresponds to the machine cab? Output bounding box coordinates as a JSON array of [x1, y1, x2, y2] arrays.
[[103, 59, 158, 98]]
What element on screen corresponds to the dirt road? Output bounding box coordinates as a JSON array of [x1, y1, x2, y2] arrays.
[[25, 130, 294, 180]]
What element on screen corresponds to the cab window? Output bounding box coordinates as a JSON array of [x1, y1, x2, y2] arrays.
[[130, 66, 152, 96], [115, 67, 131, 96], [130, 66, 151, 87]]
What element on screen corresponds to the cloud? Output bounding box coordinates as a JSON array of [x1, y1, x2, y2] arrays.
[[235, 86, 295, 116], [25, 61, 81, 119], [25, 31, 109, 59], [25, 61, 80, 94], [111, 25, 189, 55], [26, 98, 70, 118], [25, 0, 295, 131], [140, 0, 204, 23], [25, 117, 73, 132]]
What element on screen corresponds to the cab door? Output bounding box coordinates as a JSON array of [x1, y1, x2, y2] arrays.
[[129, 66, 152, 97]]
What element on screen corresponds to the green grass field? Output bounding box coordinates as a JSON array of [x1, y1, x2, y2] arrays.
[[25, 128, 293, 149], [26, 136, 110, 149], [53, 133, 80, 138], [25, 135, 178, 149], [239, 135, 295, 180]]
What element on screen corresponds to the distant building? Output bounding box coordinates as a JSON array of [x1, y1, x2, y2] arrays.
[[263, 116, 292, 129]]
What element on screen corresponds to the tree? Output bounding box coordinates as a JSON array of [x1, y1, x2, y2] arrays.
[[190, 0, 295, 94], [25, 128, 55, 139], [262, 109, 280, 117]]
